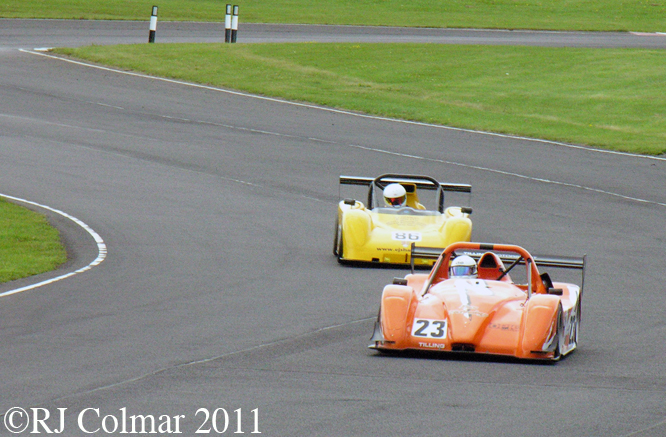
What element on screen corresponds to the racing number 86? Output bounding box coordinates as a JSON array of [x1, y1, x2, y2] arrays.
[[392, 232, 422, 242]]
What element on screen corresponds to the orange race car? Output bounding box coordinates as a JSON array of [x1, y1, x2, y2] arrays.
[[369, 242, 586, 361]]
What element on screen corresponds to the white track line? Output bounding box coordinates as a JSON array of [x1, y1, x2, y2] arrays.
[[19, 49, 666, 164], [0, 194, 106, 297], [14, 49, 666, 208], [348, 144, 666, 208], [17, 49, 666, 209], [3, 48, 662, 294]]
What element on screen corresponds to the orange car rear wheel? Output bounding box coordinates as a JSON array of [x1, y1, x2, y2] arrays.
[[553, 303, 564, 361]]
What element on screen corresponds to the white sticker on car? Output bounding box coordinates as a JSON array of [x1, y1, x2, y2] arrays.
[[411, 318, 447, 339], [391, 231, 422, 242]]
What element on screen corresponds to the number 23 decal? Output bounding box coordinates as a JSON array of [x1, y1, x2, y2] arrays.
[[411, 318, 447, 338]]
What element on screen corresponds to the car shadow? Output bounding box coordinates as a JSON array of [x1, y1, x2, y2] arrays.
[[370, 348, 570, 366]]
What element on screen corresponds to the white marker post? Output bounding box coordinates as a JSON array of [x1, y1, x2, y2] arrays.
[[225, 4, 232, 43], [149, 6, 158, 43], [231, 5, 239, 43]]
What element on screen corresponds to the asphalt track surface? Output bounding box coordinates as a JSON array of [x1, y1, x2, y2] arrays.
[[1, 20, 665, 437]]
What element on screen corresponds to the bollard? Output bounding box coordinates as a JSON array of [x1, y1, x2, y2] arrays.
[[231, 5, 239, 43], [225, 4, 232, 43], [148, 6, 158, 43]]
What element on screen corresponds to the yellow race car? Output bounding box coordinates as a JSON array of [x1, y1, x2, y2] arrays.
[[334, 174, 472, 266]]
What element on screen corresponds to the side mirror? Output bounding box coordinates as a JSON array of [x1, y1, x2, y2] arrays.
[[461, 207, 473, 214], [343, 198, 356, 205]]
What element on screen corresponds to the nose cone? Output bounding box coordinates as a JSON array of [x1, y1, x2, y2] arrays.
[[436, 278, 503, 345], [447, 305, 489, 344]]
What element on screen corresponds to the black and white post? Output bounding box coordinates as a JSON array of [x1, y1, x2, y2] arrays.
[[148, 6, 158, 43], [225, 4, 232, 43], [231, 5, 239, 43]]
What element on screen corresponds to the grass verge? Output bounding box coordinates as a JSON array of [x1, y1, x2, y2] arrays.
[[2, 0, 666, 32], [55, 43, 666, 155], [0, 198, 67, 284], [4, 1, 665, 283]]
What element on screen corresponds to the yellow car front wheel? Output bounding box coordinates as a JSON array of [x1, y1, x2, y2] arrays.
[[333, 217, 343, 259]]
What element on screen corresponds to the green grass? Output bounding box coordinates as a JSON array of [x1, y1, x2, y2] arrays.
[[55, 43, 666, 155], [0, 198, 67, 284], [3, 1, 665, 283], [2, 0, 666, 32]]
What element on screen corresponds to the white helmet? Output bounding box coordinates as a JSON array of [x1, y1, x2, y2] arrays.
[[450, 255, 477, 278], [383, 183, 406, 207]]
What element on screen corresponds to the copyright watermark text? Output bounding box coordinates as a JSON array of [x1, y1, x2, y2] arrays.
[[3, 407, 261, 434]]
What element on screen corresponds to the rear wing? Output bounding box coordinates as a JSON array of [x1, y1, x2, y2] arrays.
[[410, 244, 585, 269], [340, 175, 471, 193], [461, 250, 585, 270], [340, 174, 471, 212], [410, 243, 586, 292]]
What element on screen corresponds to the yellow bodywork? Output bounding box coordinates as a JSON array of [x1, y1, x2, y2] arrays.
[[336, 200, 472, 265]]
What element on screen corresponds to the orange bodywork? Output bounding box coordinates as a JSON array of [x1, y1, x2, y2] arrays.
[[370, 242, 583, 361]]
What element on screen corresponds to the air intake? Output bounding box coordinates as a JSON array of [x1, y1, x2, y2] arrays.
[[451, 343, 475, 352]]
